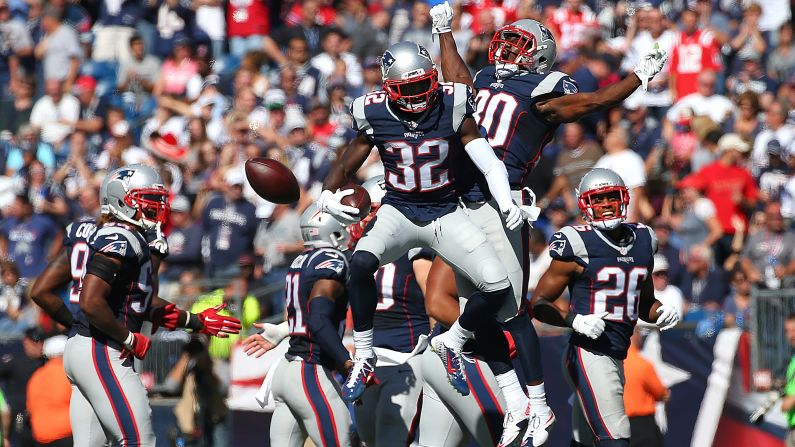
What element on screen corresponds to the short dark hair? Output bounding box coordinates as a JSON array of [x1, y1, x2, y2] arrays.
[[786, 313, 795, 322], [129, 33, 143, 47]]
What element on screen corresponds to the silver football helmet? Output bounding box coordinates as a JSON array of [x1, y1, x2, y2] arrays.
[[361, 175, 386, 205], [576, 168, 629, 231], [381, 41, 439, 113], [100, 164, 169, 231], [300, 204, 351, 250], [489, 19, 557, 76]]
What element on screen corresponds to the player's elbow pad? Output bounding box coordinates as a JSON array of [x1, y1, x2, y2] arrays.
[[307, 297, 350, 366]]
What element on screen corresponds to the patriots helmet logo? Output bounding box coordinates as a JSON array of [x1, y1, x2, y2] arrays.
[[549, 238, 567, 257], [539, 24, 554, 42], [381, 51, 396, 75], [111, 169, 136, 184], [417, 44, 432, 62]]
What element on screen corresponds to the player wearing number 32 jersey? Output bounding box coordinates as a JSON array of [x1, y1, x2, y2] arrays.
[[530, 168, 679, 447]]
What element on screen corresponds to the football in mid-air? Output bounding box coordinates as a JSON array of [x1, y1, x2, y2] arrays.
[[244, 158, 300, 204], [340, 184, 371, 220]]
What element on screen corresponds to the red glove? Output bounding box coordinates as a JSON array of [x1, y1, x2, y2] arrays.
[[122, 332, 151, 359], [197, 304, 242, 338], [150, 303, 181, 332]]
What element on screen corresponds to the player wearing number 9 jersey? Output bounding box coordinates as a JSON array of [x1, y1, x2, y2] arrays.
[[318, 41, 526, 405], [530, 168, 679, 447]]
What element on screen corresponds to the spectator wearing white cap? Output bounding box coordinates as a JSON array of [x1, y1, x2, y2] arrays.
[[95, 120, 150, 170], [201, 168, 258, 280], [161, 195, 203, 282], [594, 126, 649, 222], [681, 133, 759, 264]]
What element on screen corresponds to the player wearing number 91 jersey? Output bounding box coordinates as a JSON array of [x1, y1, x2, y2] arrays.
[[530, 168, 679, 447]]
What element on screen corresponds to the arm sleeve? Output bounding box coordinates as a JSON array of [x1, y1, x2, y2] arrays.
[[307, 297, 350, 366], [464, 137, 513, 210]]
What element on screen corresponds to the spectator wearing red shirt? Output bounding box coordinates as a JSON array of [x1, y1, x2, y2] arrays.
[[227, 0, 270, 58], [548, 0, 599, 52], [670, 8, 722, 100], [683, 133, 758, 264]]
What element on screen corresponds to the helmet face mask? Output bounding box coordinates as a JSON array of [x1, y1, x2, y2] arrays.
[[381, 42, 439, 113], [101, 165, 170, 231], [489, 26, 538, 71], [576, 168, 629, 231], [489, 19, 557, 76]]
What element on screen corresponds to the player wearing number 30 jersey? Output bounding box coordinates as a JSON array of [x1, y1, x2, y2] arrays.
[[531, 168, 679, 447]]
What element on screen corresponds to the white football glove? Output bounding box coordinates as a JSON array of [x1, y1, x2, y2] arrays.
[[520, 187, 541, 226], [317, 189, 360, 223], [501, 203, 524, 231], [655, 304, 680, 331], [571, 312, 609, 339], [148, 222, 169, 257], [430, 1, 453, 34], [260, 321, 290, 345], [633, 43, 668, 92]]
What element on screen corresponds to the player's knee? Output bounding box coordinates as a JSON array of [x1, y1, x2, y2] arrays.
[[351, 251, 380, 277], [476, 261, 511, 292]]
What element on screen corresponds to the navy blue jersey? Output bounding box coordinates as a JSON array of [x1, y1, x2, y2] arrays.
[[286, 248, 350, 367], [73, 222, 154, 346], [459, 67, 579, 201], [63, 220, 97, 317], [373, 248, 432, 352], [350, 82, 475, 222], [549, 223, 657, 360]]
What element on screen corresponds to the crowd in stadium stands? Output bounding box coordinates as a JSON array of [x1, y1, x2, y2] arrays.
[[0, 0, 794, 441]]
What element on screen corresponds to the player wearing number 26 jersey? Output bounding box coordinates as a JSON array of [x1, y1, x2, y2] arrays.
[[531, 168, 679, 446]]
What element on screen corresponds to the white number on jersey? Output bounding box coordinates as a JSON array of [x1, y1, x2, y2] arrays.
[[473, 90, 519, 147], [376, 262, 397, 311], [69, 242, 89, 303], [593, 267, 648, 322], [384, 139, 450, 192], [130, 261, 154, 313], [286, 273, 306, 334]]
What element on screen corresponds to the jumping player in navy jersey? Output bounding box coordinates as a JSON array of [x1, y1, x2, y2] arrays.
[[347, 175, 434, 447], [316, 41, 531, 406], [428, 5, 669, 444], [266, 204, 354, 447], [58, 165, 240, 447], [530, 168, 679, 447]]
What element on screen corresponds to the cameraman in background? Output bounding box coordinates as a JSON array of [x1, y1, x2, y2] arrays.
[[780, 313, 795, 446]]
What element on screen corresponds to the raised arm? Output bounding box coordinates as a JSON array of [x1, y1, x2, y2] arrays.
[[536, 45, 668, 124], [430, 2, 474, 86]]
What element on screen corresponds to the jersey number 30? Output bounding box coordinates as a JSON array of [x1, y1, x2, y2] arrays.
[[594, 267, 648, 322]]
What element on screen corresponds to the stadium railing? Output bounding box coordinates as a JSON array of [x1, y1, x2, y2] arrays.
[[750, 278, 795, 391]]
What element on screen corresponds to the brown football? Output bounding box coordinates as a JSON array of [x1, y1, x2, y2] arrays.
[[340, 184, 371, 220], [244, 158, 300, 204]]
